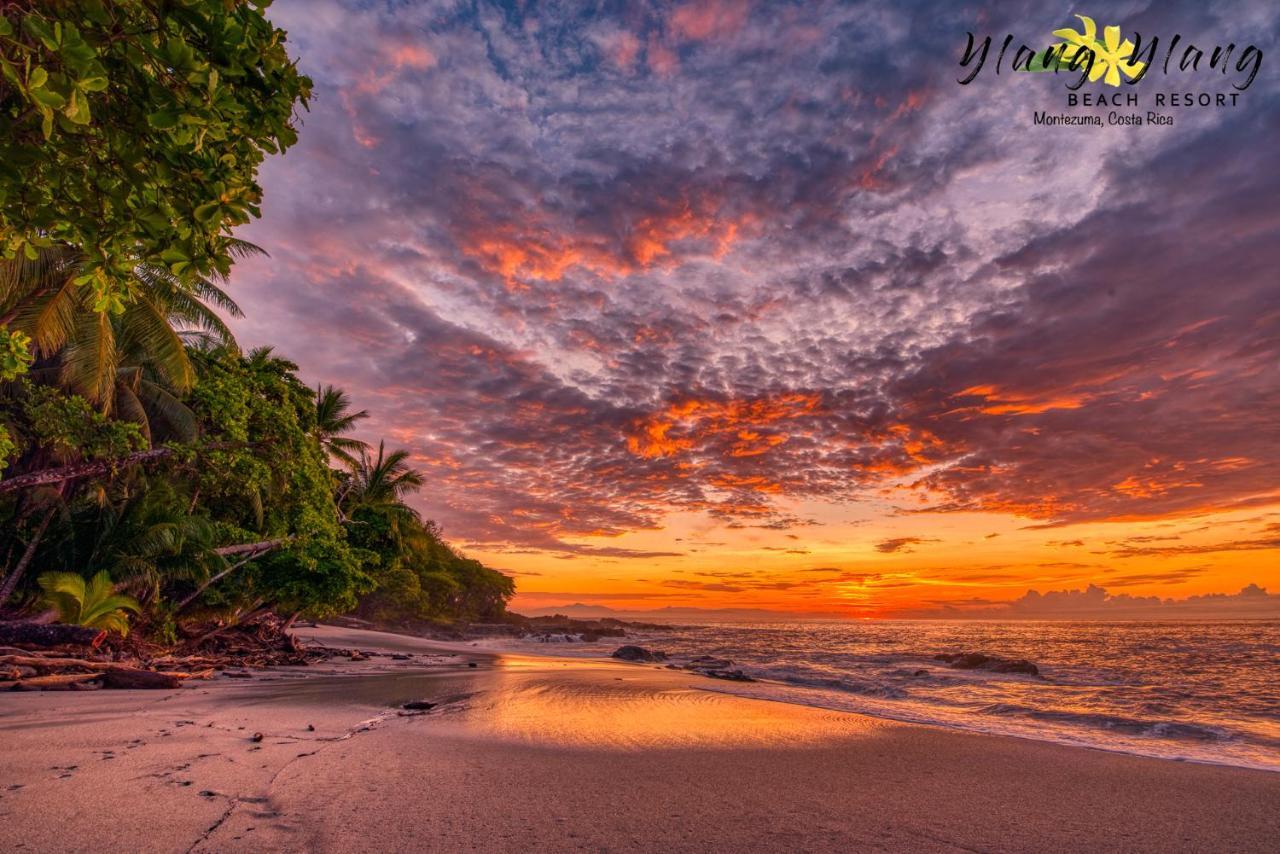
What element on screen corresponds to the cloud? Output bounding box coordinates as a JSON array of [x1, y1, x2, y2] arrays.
[[875, 536, 936, 554], [911, 584, 1280, 620], [229, 0, 1280, 561], [1107, 524, 1280, 558]]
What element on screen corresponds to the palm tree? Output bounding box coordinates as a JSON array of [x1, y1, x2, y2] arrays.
[[85, 480, 221, 605], [1, 242, 251, 425], [339, 441, 424, 527], [37, 570, 141, 636], [315, 385, 369, 466]]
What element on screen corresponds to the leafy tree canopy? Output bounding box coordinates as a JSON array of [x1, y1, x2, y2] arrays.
[[0, 0, 311, 314]]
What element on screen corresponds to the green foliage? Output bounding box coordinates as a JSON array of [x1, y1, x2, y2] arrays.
[[0, 424, 14, 474], [0, 1, 311, 310], [349, 508, 515, 624], [0, 326, 32, 379], [8, 378, 146, 464], [0, 6, 514, 634], [37, 569, 141, 635], [182, 347, 372, 617]]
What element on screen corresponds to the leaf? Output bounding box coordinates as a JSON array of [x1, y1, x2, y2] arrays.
[[29, 86, 67, 109], [28, 66, 48, 89], [147, 110, 180, 129]]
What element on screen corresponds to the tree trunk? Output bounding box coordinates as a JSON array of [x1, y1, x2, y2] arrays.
[[212, 538, 291, 557], [174, 539, 291, 613], [0, 448, 174, 495], [0, 504, 56, 603], [0, 621, 106, 648], [0, 442, 254, 495]]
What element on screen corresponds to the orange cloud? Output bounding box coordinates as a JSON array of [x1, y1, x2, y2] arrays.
[[957, 384, 1090, 415], [460, 199, 747, 289], [626, 393, 821, 459]]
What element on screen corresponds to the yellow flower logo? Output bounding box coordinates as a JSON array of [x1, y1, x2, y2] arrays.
[[1052, 15, 1145, 86]]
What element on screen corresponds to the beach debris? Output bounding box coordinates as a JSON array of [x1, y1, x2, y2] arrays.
[[391, 653, 412, 660], [467, 661, 478, 668], [250, 732, 265, 742], [402, 700, 436, 711], [934, 653, 1039, 676], [611, 645, 667, 662], [0, 612, 409, 691], [307, 724, 315, 731]]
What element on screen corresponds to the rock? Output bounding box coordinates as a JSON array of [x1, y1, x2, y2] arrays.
[[685, 656, 734, 670], [611, 645, 667, 662], [934, 652, 1038, 676], [99, 668, 183, 690], [701, 668, 754, 682], [391, 654, 412, 660], [467, 661, 478, 668], [402, 700, 436, 711], [913, 669, 928, 677], [990, 659, 1039, 675], [250, 732, 264, 743]]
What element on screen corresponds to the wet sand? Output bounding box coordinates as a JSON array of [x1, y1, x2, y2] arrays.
[[1, 625, 1276, 852]]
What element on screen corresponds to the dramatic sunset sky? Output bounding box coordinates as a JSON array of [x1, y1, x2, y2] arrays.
[[231, 1, 1278, 619]]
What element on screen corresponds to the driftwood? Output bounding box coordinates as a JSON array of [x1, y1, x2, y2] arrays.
[[9, 672, 100, 690], [0, 621, 106, 648]]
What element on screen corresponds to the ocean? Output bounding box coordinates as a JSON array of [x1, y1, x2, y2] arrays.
[[489, 619, 1280, 770]]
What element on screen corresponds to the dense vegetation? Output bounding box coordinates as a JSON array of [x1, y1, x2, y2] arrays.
[[0, 2, 513, 636]]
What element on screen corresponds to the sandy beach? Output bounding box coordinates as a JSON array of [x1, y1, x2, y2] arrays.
[[1, 625, 1276, 853]]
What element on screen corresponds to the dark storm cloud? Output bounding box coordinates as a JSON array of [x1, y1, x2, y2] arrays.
[[231, 1, 1280, 552]]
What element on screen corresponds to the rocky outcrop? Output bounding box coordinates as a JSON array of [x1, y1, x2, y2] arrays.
[[611, 645, 667, 662], [934, 652, 1039, 676]]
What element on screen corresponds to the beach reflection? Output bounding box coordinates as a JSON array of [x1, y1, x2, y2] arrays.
[[464, 658, 873, 750]]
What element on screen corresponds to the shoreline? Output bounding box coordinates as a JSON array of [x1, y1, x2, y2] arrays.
[[448, 627, 1280, 774], [2, 625, 1277, 852]]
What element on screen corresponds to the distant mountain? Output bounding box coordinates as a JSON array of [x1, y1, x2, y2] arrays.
[[516, 603, 848, 623]]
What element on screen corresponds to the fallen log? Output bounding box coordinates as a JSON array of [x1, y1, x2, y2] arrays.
[[99, 668, 183, 690], [10, 672, 100, 690], [158, 668, 216, 680], [0, 621, 106, 649]]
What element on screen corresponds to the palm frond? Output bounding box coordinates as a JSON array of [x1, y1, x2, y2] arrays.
[[61, 309, 119, 407], [117, 292, 195, 391]]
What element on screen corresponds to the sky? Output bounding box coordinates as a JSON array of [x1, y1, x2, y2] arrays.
[[230, 0, 1280, 619]]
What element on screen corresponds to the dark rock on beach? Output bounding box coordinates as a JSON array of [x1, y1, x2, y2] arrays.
[[934, 653, 1039, 676], [700, 668, 755, 682], [402, 700, 436, 711], [611, 645, 667, 662]]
